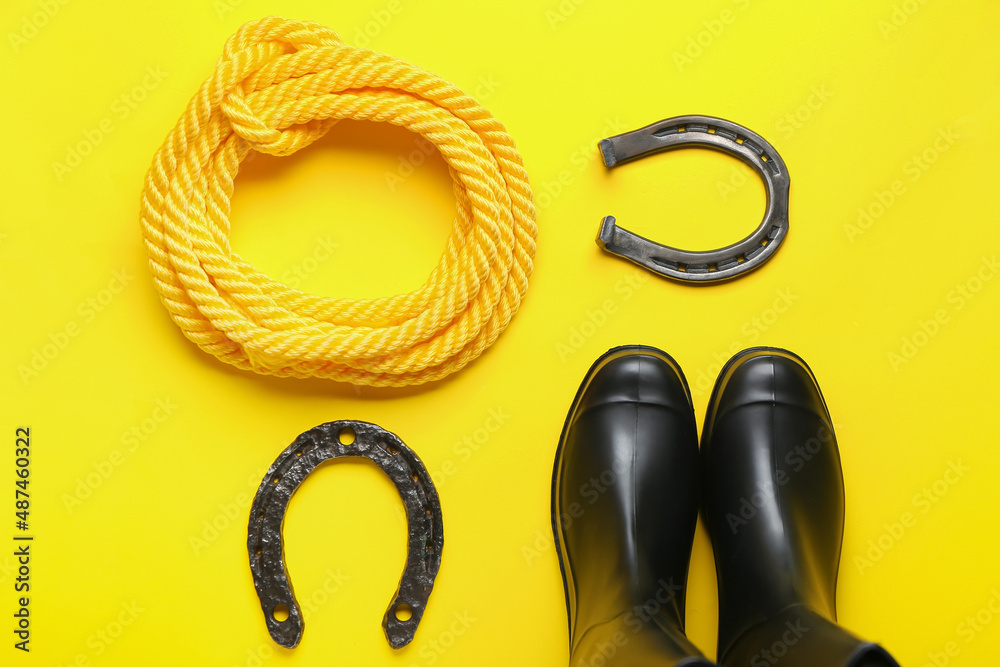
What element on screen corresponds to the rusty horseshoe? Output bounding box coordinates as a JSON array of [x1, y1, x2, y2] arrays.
[[247, 421, 444, 649]]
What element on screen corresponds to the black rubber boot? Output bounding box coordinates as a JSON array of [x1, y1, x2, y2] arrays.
[[552, 346, 715, 667], [701, 347, 899, 667]]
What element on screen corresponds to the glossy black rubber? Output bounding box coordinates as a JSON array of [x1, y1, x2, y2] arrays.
[[552, 346, 715, 666], [701, 348, 899, 667]]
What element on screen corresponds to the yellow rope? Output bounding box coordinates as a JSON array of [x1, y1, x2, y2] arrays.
[[140, 16, 537, 387]]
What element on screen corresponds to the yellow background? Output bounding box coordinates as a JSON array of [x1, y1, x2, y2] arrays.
[[2, 0, 999, 665]]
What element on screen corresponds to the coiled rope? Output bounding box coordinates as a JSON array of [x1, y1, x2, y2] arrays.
[[140, 17, 537, 387]]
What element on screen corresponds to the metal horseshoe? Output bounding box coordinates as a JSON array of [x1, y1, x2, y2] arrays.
[[597, 115, 790, 283], [247, 421, 444, 649]]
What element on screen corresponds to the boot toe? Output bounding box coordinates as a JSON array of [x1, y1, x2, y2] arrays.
[[708, 347, 830, 433], [571, 346, 692, 424]]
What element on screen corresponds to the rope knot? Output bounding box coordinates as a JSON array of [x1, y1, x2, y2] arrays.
[[219, 16, 344, 156]]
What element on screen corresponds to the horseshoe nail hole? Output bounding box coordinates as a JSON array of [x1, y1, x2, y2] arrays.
[[387, 444, 399, 455], [255, 547, 262, 557], [338, 427, 356, 446], [394, 604, 413, 622], [707, 127, 716, 134], [411, 473, 420, 483], [736, 137, 744, 144], [272, 604, 290, 622], [272, 475, 281, 485], [761, 155, 769, 161]]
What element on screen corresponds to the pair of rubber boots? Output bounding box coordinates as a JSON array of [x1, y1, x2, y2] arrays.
[[552, 346, 898, 667]]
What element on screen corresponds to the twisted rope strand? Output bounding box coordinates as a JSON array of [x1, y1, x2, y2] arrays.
[[140, 17, 537, 386]]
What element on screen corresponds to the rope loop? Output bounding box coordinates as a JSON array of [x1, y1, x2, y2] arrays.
[[140, 16, 537, 386]]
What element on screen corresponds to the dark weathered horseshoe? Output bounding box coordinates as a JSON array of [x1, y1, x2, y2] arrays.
[[247, 421, 444, 649], [597, 115, 790, 283]]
